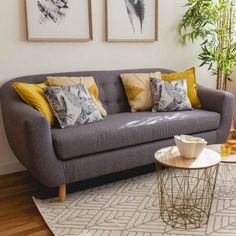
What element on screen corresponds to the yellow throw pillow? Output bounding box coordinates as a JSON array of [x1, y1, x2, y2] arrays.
[[161, 68, 201, 109], [47, 76, 107, 117], [12, 82, 55, 124], [120, 72, 162, 112]]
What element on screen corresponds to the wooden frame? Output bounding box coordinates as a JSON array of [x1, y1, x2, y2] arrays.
[[105, 0, 158, 42], [25, 0, 93, 42]]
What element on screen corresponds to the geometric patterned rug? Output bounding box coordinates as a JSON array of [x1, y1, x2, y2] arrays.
[[33, 163, 236, 236]]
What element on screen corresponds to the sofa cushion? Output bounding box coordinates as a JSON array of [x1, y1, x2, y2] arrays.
[[161, 67, 201, 109], [120, 72, 162, 112], [47, 76, 107, 117], [150, 78, 192, 112], [43, 85, 103, 128], [51, 110, 221, 160], [12, 81, 55, 124]]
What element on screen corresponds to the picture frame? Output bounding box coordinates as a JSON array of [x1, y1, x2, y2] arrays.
[[105, 0, 158, 42], [25, 0, 93, 42]]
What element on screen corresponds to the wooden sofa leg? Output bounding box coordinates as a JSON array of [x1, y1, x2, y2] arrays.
[[58, 184, 66, 202]]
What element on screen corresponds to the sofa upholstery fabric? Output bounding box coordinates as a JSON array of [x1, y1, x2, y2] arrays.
[[52, 110, 220, 160], [63, 130, 217, 183], [0, 68, 233, 188]]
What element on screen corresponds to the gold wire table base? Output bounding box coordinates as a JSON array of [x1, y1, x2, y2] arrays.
[[156, 163, 219, 229], [215, 163, 236, 199]]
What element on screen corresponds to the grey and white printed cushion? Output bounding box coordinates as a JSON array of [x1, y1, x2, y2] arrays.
[[150, 77, 192, 112], [43, 84, 103, 128]]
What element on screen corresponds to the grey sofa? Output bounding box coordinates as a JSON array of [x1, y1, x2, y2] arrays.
[[0, 68, 234, 201]]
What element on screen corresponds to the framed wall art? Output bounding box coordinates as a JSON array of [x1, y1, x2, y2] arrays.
[[106, 0, 158, 42], [25, 0, 93, 41]]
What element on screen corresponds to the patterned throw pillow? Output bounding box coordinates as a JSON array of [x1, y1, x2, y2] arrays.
[[150, 77, 192, 112], [120, 72, 162, 112], [47, 76, 107, 117], [161, 68, 201, 108], [43, 84, 103, 128]]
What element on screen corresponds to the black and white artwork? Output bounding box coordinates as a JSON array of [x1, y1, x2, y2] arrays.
[[124, 0, 145, 33], [37, 0, 69, 24], [26, 0, 92, 41], [106, 0, 157, 41]]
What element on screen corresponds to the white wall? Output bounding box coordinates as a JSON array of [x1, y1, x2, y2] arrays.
[[0, 0, 218, 175]]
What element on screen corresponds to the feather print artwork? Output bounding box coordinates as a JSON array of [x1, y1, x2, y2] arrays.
[[124, 0, 145, 33], [37, 0, 69, 24]]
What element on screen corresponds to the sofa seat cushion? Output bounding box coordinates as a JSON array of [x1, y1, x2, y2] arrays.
[[52, 110, 221, 160]]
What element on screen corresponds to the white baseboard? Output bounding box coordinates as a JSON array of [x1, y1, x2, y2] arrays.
[[0, 160, 26, 175]]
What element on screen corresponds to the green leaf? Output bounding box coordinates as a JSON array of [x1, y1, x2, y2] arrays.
[[178, 0, 236, 82]]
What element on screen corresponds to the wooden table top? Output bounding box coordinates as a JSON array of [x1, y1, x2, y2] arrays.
[[208, 144, 236, 163], [155, 146, 221, 170]]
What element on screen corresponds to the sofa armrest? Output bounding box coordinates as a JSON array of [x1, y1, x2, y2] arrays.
[[1, 99, 66, 187], [197, 84, 234, 143]]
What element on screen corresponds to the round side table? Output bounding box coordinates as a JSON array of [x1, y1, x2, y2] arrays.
[[155, 146, 221, 229], [208, 144, 236, 199]]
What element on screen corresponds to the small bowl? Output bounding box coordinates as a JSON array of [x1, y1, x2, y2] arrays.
[[174, 135, 207, 159]]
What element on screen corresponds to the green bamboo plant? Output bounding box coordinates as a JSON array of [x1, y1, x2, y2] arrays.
[[178, 0, 236, 90]]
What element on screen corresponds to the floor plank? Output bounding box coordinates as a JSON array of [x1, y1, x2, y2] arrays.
[[0, 171, 53, 236], [0, 164, 155, 236]]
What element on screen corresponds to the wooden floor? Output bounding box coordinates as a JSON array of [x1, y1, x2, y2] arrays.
[[0, 171, 53, 236], [0, 165, 155, 236]]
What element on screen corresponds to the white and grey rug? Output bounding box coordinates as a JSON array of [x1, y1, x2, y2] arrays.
[[34, 163, 236, 236]]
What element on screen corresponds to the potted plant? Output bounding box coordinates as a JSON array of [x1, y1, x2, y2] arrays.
[[178, 0, 236, 90]]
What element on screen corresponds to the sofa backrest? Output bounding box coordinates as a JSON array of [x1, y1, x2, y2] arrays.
[[1, 68, 174, 114]]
